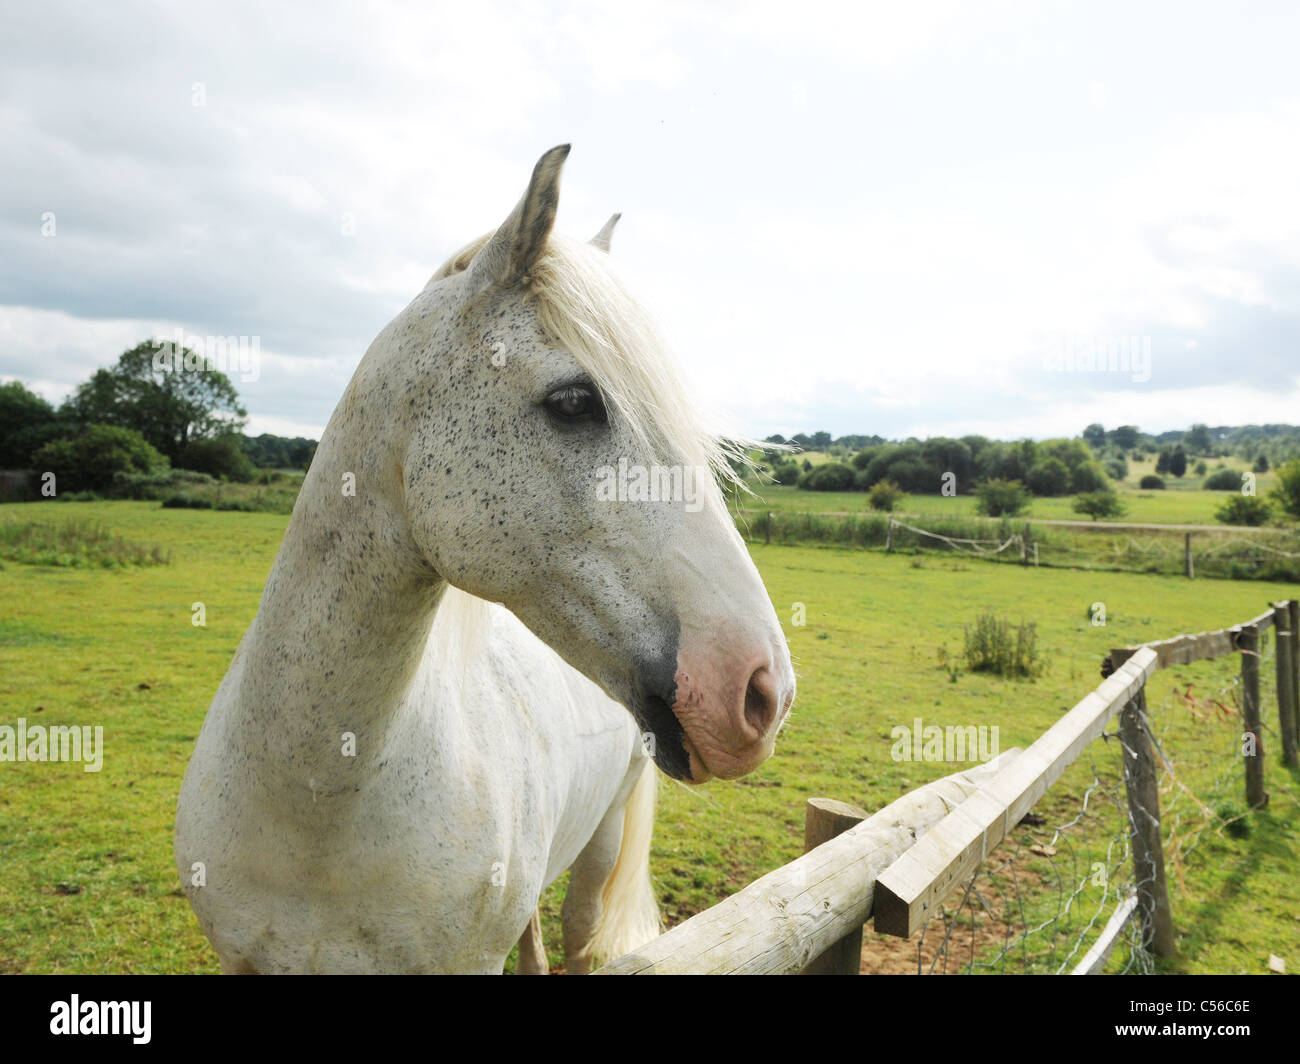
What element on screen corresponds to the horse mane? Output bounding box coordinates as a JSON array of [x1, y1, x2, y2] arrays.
[[430, 230, 748, 512]]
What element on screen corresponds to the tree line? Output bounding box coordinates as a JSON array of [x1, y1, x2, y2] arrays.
[[0, 340, 317, 495]]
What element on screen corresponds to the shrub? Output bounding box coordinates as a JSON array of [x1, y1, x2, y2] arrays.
[[1204, 468, 1242, 491], [1253, 454, 1269, 473], [770, 460, 802, 486], [1216, 495, 1271, 526], [1271, 459, 1300, 519], [974, 479, 1030, 517], [1027, 458, 1070, 497], [162, 494, 213, 509], [32, 425, 167, 494], [867, 480, 904, 512], [179, 435, 256, 482], [1138, 474, 1165, 490], [1068, 460, 1110, 494], [1072, 489, 1126, 520], [799, 462, 855, 492], [1194, 460, 1207, 476], [964, 612, 1043, 679]]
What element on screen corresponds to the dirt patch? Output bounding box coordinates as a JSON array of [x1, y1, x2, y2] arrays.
[[859, 853, 1049, 974]]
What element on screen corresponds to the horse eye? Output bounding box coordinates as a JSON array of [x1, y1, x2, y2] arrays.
[[544, 384, 605, 422]]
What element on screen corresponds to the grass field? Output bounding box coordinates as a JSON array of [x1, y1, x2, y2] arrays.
[[1, 501, 1296, 974], [755, 452, 1280, 527]]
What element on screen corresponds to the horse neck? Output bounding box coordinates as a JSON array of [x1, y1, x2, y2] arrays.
[[234, 383, 449, 789]]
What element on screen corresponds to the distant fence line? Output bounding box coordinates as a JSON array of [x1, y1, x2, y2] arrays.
[[599, 599, 1299, 976], [735, 508, 1300, 582]]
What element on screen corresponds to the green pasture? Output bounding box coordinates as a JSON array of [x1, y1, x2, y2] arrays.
[[755, 451, 1277, 527], [0, 501, 1295, 974]]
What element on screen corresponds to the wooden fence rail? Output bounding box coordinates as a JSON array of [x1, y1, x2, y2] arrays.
[[599, 599, 1297, 976]]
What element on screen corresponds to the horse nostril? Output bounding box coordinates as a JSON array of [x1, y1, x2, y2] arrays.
[[744, 667, 780, 737]]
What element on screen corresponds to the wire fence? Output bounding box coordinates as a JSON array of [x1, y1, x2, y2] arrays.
[[863, 633, 1280, 975], [738, 508, 1300, 582]]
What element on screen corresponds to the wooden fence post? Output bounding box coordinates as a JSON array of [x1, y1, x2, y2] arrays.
[[885, 516, 894, 553], [1184, 532, 1194, 579], [1274, 602, 1298, 768], [1235, 623, 1268, 808], [1118, 685, 1176, 959], [802, 798, 867, 974], [1290, 601, 1300, 743]]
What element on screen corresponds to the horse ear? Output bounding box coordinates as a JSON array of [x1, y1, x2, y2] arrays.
[[467, 144, 570, 291], [589, 213, 621, 253]]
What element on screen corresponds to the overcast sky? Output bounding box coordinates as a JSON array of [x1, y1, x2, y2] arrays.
[[2, 1, 1298, 443]]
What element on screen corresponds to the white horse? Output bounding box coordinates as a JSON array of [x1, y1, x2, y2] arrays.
[[174, 145, 796, 974]]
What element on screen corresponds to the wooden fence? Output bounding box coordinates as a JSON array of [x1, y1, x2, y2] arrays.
[[598, 598, 1299, 975]]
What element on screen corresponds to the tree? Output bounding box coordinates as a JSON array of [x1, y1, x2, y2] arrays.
[[799, 462, 855, 491], [1271, 459, 1300, 519], [1169, 445, 1187, 478], [1155, 447, 1172, 475], [1185, 423, 1212, 454], [770, 460, 801, 485], [1253, 453, 1269, 473], [1027, 458, 1070, 497], [33, 425, 167, 493], [0, 381, 61, 466], [974, 479, 1030, 517], [1072, 489, 1126, 521], [1109, 425, 1140, 451], [180, 436, 255, 481], [1082, 423, 1106, 450], [810, 430, 833, 450], [1216, 495, 1271, 527], [62, 341, 247, 463]]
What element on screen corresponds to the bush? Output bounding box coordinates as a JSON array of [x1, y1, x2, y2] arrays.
[[110, 469, 218, 501], [964, 612, 1043, 679], [1072, 489, 1126, 520], [974, 479, 1030, 517], [1272, 459, 1300, 519], [179, 435, 256, 482], [1194, 460, 1207, 476], [1138, 474, 1165, 490], [32, 425, 168, 494], [1216, 495, 1272, 526], [1253, 454, 1269, 473], [1069, 460, 1111, 494], [1027, 458, 1070, 497], [770, 460, 802, 486], [162, 494, 213, 509], [1204, 468, 1242, 491], [867, 480, 904, 512], [799, 462, 856, 492]]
